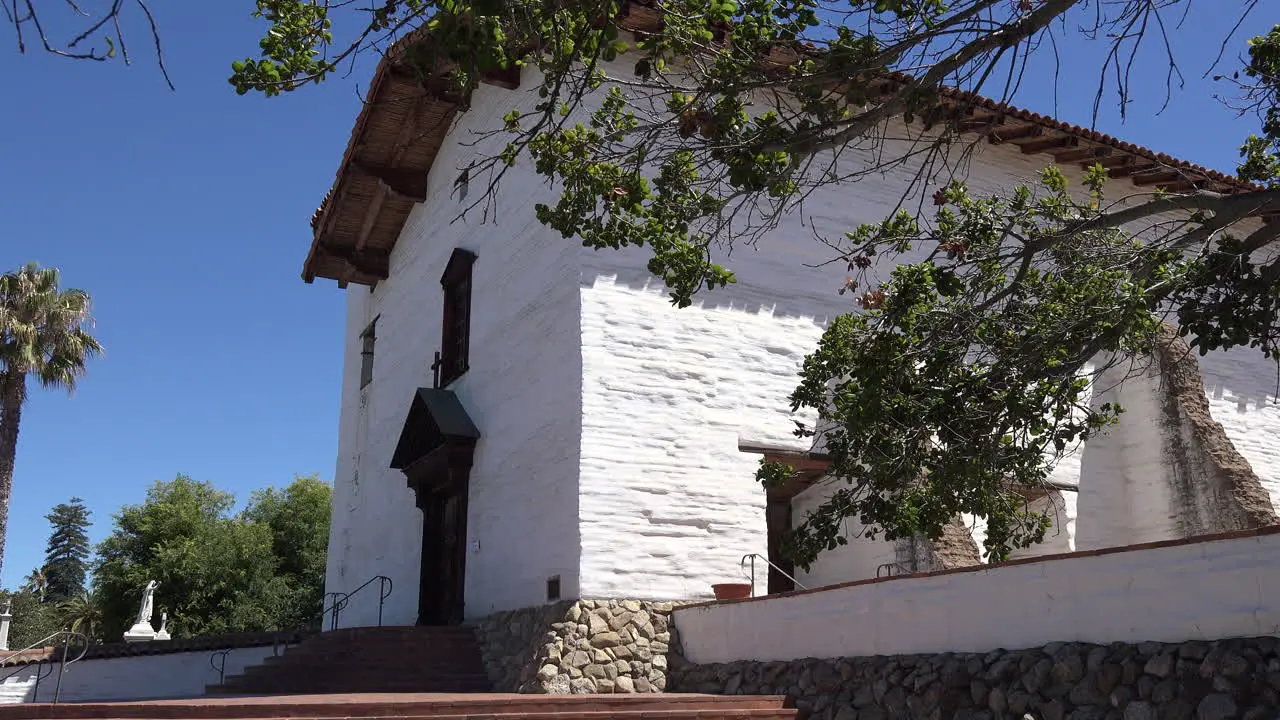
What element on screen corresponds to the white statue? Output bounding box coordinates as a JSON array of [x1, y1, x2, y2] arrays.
[[123, 580, 160, 643], [136, 580, 159, 626], [0, 599, 12, 652], [154, 612, 170, 641]]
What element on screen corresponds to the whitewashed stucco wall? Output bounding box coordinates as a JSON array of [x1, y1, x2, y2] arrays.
[[673, 528, 1280, 664], [0, 646, 278, 704], [1200, 347, 1280, 507], [791, 484, 898, 589], [575, 110, 1242, 596], [322, 54, 1280, 615], [323, 79, 585, 624]]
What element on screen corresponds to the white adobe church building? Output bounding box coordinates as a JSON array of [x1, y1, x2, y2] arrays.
[[304, 17, 1280, 629]]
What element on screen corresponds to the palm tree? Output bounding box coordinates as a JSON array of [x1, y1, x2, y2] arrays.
[[0, 264, 102, 582], [21, 567, 48, 602], [57, 591, 104, 641]]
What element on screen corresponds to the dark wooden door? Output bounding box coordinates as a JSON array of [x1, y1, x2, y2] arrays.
[[416, 479, 468, 626], [765, 496, 796, 594]]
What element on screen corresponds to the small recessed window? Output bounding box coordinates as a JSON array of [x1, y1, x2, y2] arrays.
[[359, 319, 377, 389], [437, 249, 476, 388], [546, 575, 561, 602]]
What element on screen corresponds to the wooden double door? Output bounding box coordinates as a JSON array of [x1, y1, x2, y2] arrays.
[[414, 472, 469, 626]]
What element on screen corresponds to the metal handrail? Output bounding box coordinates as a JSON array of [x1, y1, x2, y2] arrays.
[[322, 575, 393, 630], [741, 553, 808, 596], [320, 591, 347, 631], [205, 575, 394, 687], [875, 562, 899, 578], [0, 630, 90, 704], [210, 649, 230, 684]]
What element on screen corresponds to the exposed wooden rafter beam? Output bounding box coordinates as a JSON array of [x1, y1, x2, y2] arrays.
[[1155, 178, 1206, 194], [352, 162, 430, 202], [1108, 162, 1160, 178], [988, 124, 1042, 145], [355, 184, 387, 252], [479, 65, 522, 89], [1132, 169, 1183, 186], [1089, 154, 1135, 170], [1052, 145, 1111, 164], [1018, 135, 1076, 154]]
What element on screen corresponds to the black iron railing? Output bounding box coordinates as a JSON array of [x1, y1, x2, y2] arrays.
[[0, 630, 90, 704], [320, 575, 393, 631]]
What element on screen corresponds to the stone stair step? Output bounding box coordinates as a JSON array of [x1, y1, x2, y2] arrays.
[[10, 693, 792, 719], [238, 665, 489, 680], [140, 712, 798, 720], [256, 652, 486, 666], [203, 626, 494, 696], [212, 676, 494, 692]]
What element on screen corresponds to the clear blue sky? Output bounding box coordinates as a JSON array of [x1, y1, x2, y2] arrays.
[[0, 3, 1270, 589]]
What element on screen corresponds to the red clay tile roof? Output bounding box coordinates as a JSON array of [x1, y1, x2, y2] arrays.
[[303, 10, 1268, 287], [0, 630, 309, 666]]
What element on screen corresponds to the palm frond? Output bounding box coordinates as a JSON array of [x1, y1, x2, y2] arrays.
[[0, 263, 103, 396]]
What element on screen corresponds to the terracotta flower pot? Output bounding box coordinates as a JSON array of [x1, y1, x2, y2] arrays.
[[711, 583, 753, 601]]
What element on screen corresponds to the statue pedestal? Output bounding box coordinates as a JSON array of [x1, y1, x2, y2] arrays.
[[123, 622, 156, 643]]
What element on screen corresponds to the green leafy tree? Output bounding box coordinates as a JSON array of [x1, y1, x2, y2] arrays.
[[42, 498, 92, 603], [0, 589, 60, 651], [93, 474, 331, 640], [241, 475, 332, 631], [231, 3, 1276, 562], [0, 264, 102, 582]]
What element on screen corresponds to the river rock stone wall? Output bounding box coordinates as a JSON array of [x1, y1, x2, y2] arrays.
[[473, 599, 686, 693], [670, 635, 1280, 720]]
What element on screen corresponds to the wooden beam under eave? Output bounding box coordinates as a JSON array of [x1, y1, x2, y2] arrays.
[[1155, 178, 1206, 194], [988, 124, 1042, 145], [1052, 145, 1111, 164], [480, 65, 521, 90], [352, 162, 430, 202], [355, 185, 387, 252], [1089, 153, 1135, 170], [1108, 161, 1159, 178], [617, 2, 664, 33], [1132, 169, 1182, 186], [1017, 135, 1076, 154], [349, 248, 391, 279], [957, 115, 1001, 133]]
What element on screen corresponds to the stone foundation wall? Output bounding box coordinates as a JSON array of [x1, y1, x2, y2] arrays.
[[473, 599, 685, 693], [670, 636, 1280, 720]]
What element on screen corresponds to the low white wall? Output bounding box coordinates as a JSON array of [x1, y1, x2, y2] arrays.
[[673, 527, 1280, 665], [0, 645, 280, 704]]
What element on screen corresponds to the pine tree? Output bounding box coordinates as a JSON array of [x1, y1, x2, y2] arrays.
[[42, 498, 91, 602]]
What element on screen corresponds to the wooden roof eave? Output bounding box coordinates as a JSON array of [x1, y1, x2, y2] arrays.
[[304, 3, 1269, 290], [302, 39, 526, 287]]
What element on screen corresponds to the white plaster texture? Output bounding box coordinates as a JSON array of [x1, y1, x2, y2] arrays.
[[672, 529, 1280, 664], [790, 483, 897, 589], [321, 57, 1280, 616], [1076, 355, 1189, 549], [324, 80, 585, 624], [0, 646, 279, 704], [1199, 346, 1280, 508]]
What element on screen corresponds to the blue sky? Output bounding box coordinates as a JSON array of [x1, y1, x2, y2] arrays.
[[0, 3, 1271, 589]]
